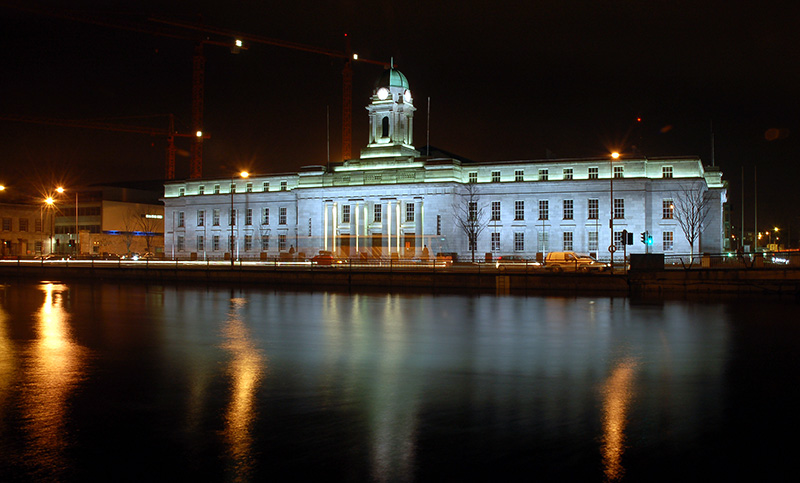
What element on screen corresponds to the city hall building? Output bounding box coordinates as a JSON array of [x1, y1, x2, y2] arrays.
[[163, 68, 727, 261]]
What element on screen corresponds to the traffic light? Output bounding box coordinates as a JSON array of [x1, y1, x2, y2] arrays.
[[627, 232, 634, 245], [640, 232, 646, 244], [647, 234, 654, 246]]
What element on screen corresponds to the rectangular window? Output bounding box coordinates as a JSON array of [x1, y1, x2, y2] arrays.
[[229, 209, 236, 226], [589, 167, 599, 179], [405, 203, 414, 222], [213, 235, 220, 251], [614, 166, 624, 179], [538, 200, 549, 220], [563, 168, 573, 180], [343, 205, 351, 223], [177, 235, 185, 251], [662, 166, 673, 179], [491, 201, 501, 221], [469, 236, 477, 251], [279, 207, 287, 225], [491, 232, 500, 251], [197, 210, 205, 227], [436, 215, 441, 235], [178, 211, 185, 228], [280, 181, 287, 191], [588, 231, 598, 251], [514, 232, 524, 251], [588, 199, 599, 220], [663, 231, 674, 251], [614, 199, 624, 219], [515, 201, 524, 221], [213, 209, 220, 226], [244, 235, 252, 251], [214, 184, 220, 194], [515, 170, 524, 182], [35, 240, 43, 253], [35, 219, 42, 232], [279, 234, 287, 251], [563, 231, 573, 251], [491, 170, 501, 182], [246, 182, 253, 193], [230, 183, 237, 194], [468, 201, 477, 221], [245, 208, 253, 226], [197, 234, 205, 251], [614, 231, 625, 250], [198, 185, 205, 195], [374, 204, 382, 223], [19, 218, 28, 232], [261, 235, 269, 251], [179, 188, 185, 197], [468, 172, 478, 183], [262, 208, 269, 225], [563, 200, 573, 220], [263, 182, 269, 191], [539, 168, 549, 181], [663, 199, 674, 219], [538, 231, 550, 251]]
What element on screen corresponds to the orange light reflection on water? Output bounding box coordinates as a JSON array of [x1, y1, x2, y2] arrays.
[[601, 357, 638, 482]]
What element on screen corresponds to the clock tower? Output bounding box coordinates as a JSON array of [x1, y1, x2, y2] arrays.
[[360, 66, 420, 160]]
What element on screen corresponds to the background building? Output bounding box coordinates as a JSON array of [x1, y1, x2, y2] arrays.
[[163, 68, 727, 261]]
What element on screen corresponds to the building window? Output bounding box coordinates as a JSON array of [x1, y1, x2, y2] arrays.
[[246, 182, 253, 193], [614, 231, 625, 250], [563, 200, 573, 220], [177, 235, 185, 251], [261, 235, 269, 251], [588, 199, 599, 220], [198, 185, 205, 195], [563, 231, 573, 251], [491, 232, 500, 251], [280, 181, 287, 191], [262, 208, 269, 225], [263, 182, 269, 191], [279, 207, 287, 225], [279, 234, 287, 251], [244, 235, 252, 251], [230, 183, 237, 194], [662, 166, 673, 179], [538, 231, 549, 251], [515, 170, 524, 182], [491, 170, 501, 182], [539, 168, 549, 181], [663, 231, 674, 251], [468, 202, 477, 221], [588, 231, 598, 251], [469, 236, 477, 251], [538, 200, 549, 220], [179, 188, 185, 196], [35, 219, 42, 232], [589, 167, 599, 179], [614, 199, 624, 219], [405, 203, 414, 222], [663, 199, 674, 219], [468, 172, 478, 184], [229, 209, 236, 226], [214, 184, 220, 194], [19, 218, 28, 232], [228, 235, 234, 252], [197, 235, 204, 251], [213, 235, 220, 251], [614, 166, 624, 179], [514, 232, 524, 251], [374, 204, 382, 223], [178, 211, 185, 228], [342, 205, 351, 223], [515, 201, 524, 221], [491, 201, 501, 221], [436, 215, 441, 235], [197, 210, 205, 227], [213, 209, 220, 226], [563, 168, 573, 180], [245, 208, 253, 226]]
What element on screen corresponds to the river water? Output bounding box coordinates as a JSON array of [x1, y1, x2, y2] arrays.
[[0, 281, 798, 481]]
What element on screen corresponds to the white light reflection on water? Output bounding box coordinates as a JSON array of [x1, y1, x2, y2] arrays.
[[221, 296, 265, 480], [22, 283, 87, 478]]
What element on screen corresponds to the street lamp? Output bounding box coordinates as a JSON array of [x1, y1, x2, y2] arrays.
[[609, 151, 620, 271], [55, 186, 80, 256], [44, 196, 55, 253], [230, 171, 249, 267]]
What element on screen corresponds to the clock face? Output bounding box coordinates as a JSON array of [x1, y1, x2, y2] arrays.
[[403, 89, 412, 103], [377, 87, 389, 100]]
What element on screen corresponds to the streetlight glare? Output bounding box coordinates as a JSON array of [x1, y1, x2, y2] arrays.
[[45, 197, 54, 205], [611, 152, 620, 159], [240, 171, 249, 178], [56, 187, 65, 193]]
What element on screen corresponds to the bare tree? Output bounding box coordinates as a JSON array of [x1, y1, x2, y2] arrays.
[[121, 207, 139, 255], [672, 183, 710, 260], [136, 208, 162, 254], [452, 183, 489, 262]]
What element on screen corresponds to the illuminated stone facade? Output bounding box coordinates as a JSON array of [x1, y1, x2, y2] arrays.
[[163, 69, 727, 261]]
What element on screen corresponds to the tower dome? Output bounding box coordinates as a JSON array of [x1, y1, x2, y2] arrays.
[[374, 67, 410, 90]]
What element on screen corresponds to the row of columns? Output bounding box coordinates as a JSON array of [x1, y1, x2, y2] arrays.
[[323, 199, 424, 257]]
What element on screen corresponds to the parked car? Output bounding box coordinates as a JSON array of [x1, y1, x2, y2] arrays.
[[495, 255, 541, 271], [545, 252, 609, 272], [311, 251, 336, 266]]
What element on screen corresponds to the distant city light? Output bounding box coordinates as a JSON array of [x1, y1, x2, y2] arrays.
[[353, 53, 358, 60], [235, 39, 243, 47], [196, 130, 203, 137]]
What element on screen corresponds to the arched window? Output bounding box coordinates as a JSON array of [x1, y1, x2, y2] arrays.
[[382, 116, 389, 138]]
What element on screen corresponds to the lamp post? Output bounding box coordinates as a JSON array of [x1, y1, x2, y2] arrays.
[[55, 187, 79, 256], [609, 152, 619, 271], [44, 196, 55, 253], [230, 171, 249, 267]]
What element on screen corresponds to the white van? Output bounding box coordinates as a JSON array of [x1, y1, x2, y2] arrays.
[[544, 252, 609, 272]]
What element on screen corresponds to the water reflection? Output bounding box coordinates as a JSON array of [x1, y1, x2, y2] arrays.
[[221, 296, 265, 480], [601, 357, 638, 481], [22, 283, 87, 478], [0, 296, 15, 418]]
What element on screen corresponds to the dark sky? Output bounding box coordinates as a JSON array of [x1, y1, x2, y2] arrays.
[[2, 1, 799, 236]]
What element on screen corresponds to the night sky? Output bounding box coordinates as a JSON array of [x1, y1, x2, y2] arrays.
[[2, 1, 798, 239]]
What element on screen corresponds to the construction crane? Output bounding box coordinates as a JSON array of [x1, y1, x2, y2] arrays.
[[0, 114, 206, 179]]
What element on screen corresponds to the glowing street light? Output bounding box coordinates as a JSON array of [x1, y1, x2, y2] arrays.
[[230, 171, 250, 267]]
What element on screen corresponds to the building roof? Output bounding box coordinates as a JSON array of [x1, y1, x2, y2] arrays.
[[374, 67, 410, 90]]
